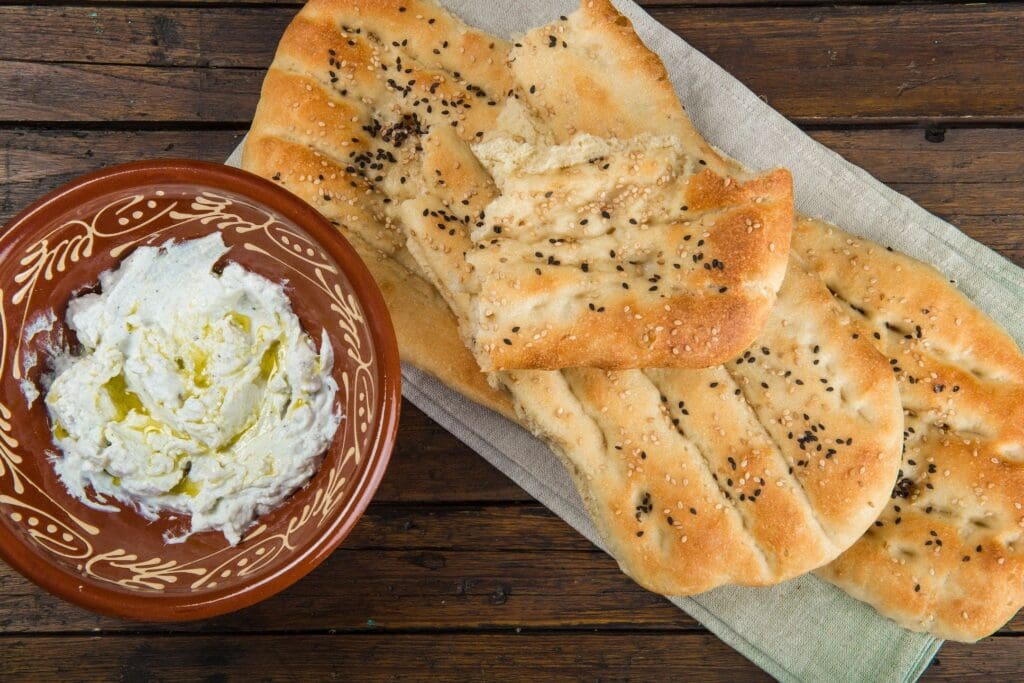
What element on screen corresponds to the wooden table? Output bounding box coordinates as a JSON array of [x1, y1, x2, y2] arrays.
[[1, 1, 1022, 679]]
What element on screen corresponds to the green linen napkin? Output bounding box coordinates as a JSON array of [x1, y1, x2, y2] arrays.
[[230, 1, 1024, 679]]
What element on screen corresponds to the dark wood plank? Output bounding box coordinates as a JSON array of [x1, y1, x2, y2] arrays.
[[3, 500, 1023, 634], [810, 128, 1023, 190], [377, 402, 530, 502], [0, 129, 244, 219], [5, 127, 1020, 264], [6, 626, 1011, 681], [656, 4, 1024, 124], [0, 547, 693, 633], [0, 61, 262, 123], [808, 127, 1024, 265], [0, 4, 1021, 123], [2, 627, 1006, 682], [922, 637, 1024, 681], [0, 632, 771, 682], [311, 503, 594, 552], [0, 6, 292, 68]]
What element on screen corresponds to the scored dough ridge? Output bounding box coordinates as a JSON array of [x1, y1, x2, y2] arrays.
[[461, 5, 794, 371], [404, 169, 902, 593], [243, 0, 519, 418], [244, 0, 904, 604], [392, 1, 902, 592], [799, 217, 1024, 642]]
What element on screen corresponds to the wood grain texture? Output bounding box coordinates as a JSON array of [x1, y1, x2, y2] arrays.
[[0, 633, 772, 682], [0, 546, 690, 633], [375, 403, 531, 502], [0, 630, 1007, 682], [1, 4, 1021, 123], [653, 4, 1024, 123], [921, 639, 1024, 681], [0, 61, 261, 122], [0, 6, 292, 67], [4, 499, 1024, 634]]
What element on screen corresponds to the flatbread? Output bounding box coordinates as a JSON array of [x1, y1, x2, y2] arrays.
[[403, 150, 902, 595], [798, 217, 1024, 642], [511, 0, 726, 165], [241, 0, 516, 418], [399, 2, 901, 593], [460, 5, 794, 371], [243, 0, 902, 597], [467, 133, 793, 371]]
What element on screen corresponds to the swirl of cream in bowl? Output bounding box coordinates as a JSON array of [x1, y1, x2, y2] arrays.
[[44, 233, 342, 545]]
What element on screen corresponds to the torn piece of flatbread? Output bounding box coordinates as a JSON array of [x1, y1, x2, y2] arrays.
[[466, 133, 793, 371], [511, 0, 725, 163], [241, 0, 517, 418], [402, 160, 902, 594], [798, 217, 1024, 642], [459, 4, 793, 371]]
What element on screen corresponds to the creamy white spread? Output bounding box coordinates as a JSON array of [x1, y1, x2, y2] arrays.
[[45, 233, 342, 545]]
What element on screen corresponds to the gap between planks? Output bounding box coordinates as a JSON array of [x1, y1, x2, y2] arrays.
[[1, 4, 1022, 124], [0, 631, 1019, 682], [5, 121, 1024, 132], [3, 627, 1021, 639]]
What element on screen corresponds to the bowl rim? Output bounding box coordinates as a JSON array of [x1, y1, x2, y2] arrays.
[[0, 159, 401, 621]]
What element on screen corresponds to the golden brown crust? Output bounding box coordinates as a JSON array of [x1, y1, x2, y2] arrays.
[[480, 288, 774, 372], [242, 0, 517, 419], [511, 0, 725, 170], [394, 1, 900, 591], [246, 0, 901, 596], [407, 185, 903, 593], [797, 217, 1024, 642], [467, 135, 793, 370], [458, 4, 793, 370]]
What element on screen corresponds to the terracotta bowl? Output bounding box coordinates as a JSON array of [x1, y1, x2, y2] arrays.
[[0, 160, 400, 620]]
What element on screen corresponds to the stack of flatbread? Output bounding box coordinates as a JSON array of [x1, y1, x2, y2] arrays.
[[244, 0, 1024, 642]]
